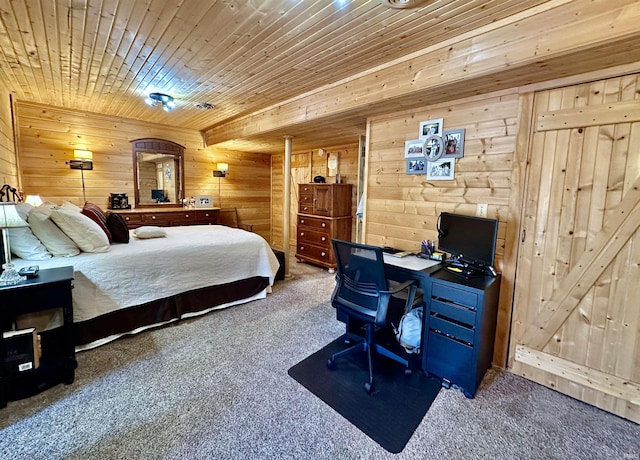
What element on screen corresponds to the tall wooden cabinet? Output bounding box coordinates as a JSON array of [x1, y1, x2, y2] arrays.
[[296, 183, 352, 271]]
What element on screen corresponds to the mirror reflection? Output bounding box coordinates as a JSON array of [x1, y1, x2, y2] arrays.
[[131, 139, 185, 208]]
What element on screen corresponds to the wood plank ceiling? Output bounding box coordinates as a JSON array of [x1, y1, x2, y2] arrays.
[[0, 0, 554, 152]]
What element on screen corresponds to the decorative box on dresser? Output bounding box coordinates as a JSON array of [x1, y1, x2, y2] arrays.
[[295, 183, 353, 272], [113, 208, 219, 229]]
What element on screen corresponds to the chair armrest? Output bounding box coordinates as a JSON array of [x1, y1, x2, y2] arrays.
[[382, 279, 417, 295]]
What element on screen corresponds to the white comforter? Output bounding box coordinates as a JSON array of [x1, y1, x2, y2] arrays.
[[13, 225, 280, 324]]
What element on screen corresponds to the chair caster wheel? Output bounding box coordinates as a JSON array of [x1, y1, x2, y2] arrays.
[[364, 382, 373, 394], [326, 359, 336, 370], [404, 368, 412, 377]]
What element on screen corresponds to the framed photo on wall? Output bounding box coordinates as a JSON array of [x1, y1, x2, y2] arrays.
[[424, 134, 444, 161], [442, 128, 465, 158], [195, 195, 213, 208], [406, 158, 426, 174], [427, 158, 455, 181], [404, 139, 425, 158], [419, 118, 443, 139]]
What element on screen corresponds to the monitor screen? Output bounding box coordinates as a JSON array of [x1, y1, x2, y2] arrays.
[[151, 189, 165, 201], [437, 212, 498, 269]]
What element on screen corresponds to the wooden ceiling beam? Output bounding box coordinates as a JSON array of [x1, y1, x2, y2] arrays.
[[203, 0, 640, 147]]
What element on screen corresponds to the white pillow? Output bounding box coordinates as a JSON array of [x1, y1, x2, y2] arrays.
[[133, 226, 167, 239], [50, 208, 110, 253], [8, 227, 52, 260], [61, 200, 83, 213], [28, 212, 80, 257], [15, 202, 33, 221]]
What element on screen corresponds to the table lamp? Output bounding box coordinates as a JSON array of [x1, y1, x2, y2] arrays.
[[0, 202, 29, 285]]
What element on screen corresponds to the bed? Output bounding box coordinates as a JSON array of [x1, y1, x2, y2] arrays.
[[7, 224, 280, 350]]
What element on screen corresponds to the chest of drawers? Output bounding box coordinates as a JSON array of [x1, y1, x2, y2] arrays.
[[295, 183, 352, 271], [114, 208, 219, 229]]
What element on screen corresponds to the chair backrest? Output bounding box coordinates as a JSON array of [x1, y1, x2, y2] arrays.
[[218, 208, 239, 228], [331, 239, 390, 324]]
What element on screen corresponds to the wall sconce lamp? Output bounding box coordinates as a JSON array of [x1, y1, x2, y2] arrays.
[[67, 149, 93, 203], [213, 163, 229, 208], [0, 202, 29, 285], [145, 92, 176, 111]]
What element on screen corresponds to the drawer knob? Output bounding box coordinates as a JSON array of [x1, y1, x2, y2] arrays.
[[152, 216, 156, 220], [300, 232, 304, 236], [185, 214, 189, 218], [301, 219, 305, 224], [125, 217, 130, 221], [322, 223, 326, 227], [301, 246, 305, 250], [321, 237, 326, 241], [205, 213, 209, 217], [321, 252, 326, 257]]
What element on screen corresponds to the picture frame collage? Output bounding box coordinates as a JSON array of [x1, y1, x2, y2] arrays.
[[404, 118, 465, 180]]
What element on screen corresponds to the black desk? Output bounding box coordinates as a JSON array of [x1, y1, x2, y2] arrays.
[[383, 256, 501, 398]]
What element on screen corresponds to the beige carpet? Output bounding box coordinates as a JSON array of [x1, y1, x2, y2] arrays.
[[0, 260, 637, 459]]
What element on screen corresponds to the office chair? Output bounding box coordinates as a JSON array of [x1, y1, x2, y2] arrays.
[[327, 239, 420, 394]]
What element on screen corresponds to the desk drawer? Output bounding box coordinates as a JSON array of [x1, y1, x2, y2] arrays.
[[426, 331, 474, 387], [431, 282, 478, 310], [429, 314, 474, 345], [430, 299, 476, 327]]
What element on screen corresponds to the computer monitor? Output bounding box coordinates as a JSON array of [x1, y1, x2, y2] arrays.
[[151, 189, 165, 201], [437, 212, 498, 271]]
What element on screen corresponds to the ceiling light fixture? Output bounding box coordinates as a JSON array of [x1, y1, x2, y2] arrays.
[[145, 92, 176, 111], [380, 0, 430, 8], [195, 102, 215, 110]]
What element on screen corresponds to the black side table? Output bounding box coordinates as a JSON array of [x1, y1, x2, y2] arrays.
[[0, 266, 76, 407]]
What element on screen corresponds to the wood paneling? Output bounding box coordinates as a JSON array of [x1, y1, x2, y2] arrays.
[[203, 0, 640, 152], [15, 101, 272, 240], [0, 0, 548, 137], [510, 73, 640, 423], [0, 81, 17, 185], [365, 89, 519, 369], [270, 142, 359, 253]]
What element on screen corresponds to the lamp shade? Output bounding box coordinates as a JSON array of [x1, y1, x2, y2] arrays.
[[216, 163, 229, 172], [74, 149, 93, 161], [0, 203, 29, 229], [25, 194, 43, 207]]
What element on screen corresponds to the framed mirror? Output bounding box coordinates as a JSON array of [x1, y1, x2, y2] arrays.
[[131, 138, 185, 208]]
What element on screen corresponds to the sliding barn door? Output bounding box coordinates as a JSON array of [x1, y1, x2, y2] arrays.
[[511, 74, 640, 423]]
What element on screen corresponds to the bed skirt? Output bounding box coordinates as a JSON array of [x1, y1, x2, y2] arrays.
[[73, 276, 270, 350]]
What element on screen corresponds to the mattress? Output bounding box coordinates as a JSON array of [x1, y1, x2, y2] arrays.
[[11, 225, 280, 349]]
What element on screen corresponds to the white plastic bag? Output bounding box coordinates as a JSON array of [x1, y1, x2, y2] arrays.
[[393, 308, 423, 354]]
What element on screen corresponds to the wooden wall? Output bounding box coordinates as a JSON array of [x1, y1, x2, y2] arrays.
[[0, 81, 17, 185], [364, 67, 640, 423], [271, 142, 360, 252], [14, 101, 272, 239]]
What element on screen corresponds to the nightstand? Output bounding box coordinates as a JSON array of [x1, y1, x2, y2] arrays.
[[0, 266, 76, 407]]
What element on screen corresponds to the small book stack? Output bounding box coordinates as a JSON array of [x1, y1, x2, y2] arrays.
[[3, 327, 41, 373]]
